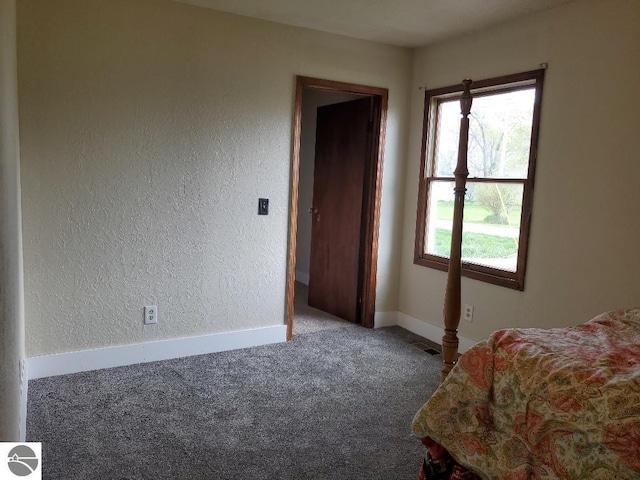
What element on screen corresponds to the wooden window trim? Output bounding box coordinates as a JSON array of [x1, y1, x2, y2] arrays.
[[414, 69, 545, 291]]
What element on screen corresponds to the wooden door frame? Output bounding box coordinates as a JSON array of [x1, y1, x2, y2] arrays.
[[286, 76, 388, 340]]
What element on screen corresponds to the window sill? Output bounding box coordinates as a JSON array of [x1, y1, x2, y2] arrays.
[[414, 254, 524, 291]]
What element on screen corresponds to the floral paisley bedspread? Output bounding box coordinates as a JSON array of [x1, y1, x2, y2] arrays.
[[412, 308, 640, 480]]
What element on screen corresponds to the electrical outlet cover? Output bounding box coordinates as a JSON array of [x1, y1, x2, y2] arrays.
[[144, 305, 158, 324], [463, 304, 474, 322]]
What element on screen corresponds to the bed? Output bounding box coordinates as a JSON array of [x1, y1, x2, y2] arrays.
[[411, 80, 640, 479], [413, 308, 640, 479]]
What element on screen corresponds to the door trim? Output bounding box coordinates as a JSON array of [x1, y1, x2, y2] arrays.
[[286, 76, 389, 340]]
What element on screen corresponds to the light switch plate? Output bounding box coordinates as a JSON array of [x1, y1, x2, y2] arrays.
[[258, 198, 269, 215]]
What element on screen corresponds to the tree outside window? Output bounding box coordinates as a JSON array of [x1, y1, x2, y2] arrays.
[[414, 70, 545, 290]]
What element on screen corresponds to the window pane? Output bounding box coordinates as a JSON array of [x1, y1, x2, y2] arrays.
[[425, 181, 524, 272], [424, 181, 455, 255], [434, 88, 535, 179], [434, 102, 461, 177]]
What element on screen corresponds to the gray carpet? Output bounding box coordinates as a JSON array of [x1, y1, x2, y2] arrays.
[[27, 327, 442, 479], [293, 282, 355, 335]]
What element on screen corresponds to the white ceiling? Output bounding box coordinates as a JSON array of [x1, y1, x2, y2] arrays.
[[173, 0, 573, 48]]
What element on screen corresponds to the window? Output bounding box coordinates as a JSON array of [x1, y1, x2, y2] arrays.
[[414, 70, 544, 290]]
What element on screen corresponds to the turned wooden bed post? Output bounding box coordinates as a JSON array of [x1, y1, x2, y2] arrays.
[[441, 79, 473, 381]]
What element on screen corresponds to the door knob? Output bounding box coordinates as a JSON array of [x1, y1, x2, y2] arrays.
[[308, 207, 318, 214]]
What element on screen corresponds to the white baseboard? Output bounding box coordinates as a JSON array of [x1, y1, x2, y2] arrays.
[[374, 309, 477, 353], [28, 325, 287, 380], [396, 312, 477, 353], [374, 311, 398, 328], [20, 359, 28, 442], [295, 270, 309, 285]]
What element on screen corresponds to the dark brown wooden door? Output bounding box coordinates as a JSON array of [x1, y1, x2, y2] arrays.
[[308, 97, 373, 323]]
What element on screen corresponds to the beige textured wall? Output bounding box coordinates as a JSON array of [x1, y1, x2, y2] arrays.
[[399, 0, 640, 340], [0, 0, 26, 440], [296, 90, 362, 283], [18, 0, 411, 356]]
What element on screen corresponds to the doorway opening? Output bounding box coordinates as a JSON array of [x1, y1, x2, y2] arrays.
[[286, 76, 388, 340]]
